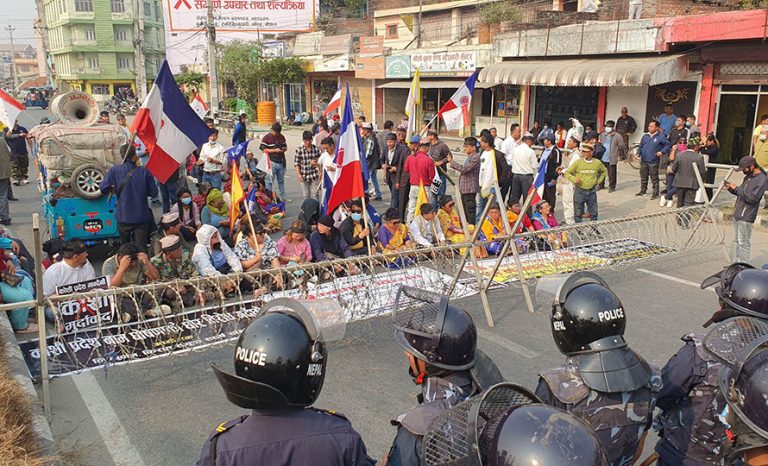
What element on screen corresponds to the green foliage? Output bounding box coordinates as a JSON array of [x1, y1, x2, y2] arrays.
[[315, 13, 337, 34], [739, 0, 768, 8], [259, 57, 308, 86], [224, 97, 238, 112], [218, 40, 264, 105], [319, 0, 367, 17], [477, 2, 523, 25], [174, 71, 206, 98]]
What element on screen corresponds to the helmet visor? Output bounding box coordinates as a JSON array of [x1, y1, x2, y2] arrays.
[[263, 298, 346, 342], [703, 316, 768, 366], [700, 262, 755, 291], [535, 272, 609, 312]]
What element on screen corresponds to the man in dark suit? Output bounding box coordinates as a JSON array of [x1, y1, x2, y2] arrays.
[[671, 133, 706, 208], [382, 133, 409, 210]]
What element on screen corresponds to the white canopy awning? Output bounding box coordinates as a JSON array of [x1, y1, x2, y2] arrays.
[[377, 79, 496, 89], [478, 54, 688, 87]]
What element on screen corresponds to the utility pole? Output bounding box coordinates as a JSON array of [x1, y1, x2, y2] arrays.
[[5, 26, 19, 92], [34, 0, 54, 88], [133, 0, 147, 100], [207, 0, 219, 115], [416, 0, 423, 48]]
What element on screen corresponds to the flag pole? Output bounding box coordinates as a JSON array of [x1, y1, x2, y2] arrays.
[[359, 195, 374, 256], [245, 207, 261, 254], [420, 114, 439, 136]]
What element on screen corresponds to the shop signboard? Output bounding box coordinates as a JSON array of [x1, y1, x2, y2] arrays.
[[359, 36, 384, 55], [355, 57, 385, 79], [314, 55, 352, 72], [411, 51, 476, 77], [386, 56, 411, 79]]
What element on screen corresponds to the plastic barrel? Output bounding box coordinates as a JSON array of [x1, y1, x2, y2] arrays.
[[257, 101, 276, 126]]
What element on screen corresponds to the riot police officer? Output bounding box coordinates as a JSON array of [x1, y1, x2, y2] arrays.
[[385, 286, 503, 466], [197, 298, 375, 466], [420, 382, 610, 466], [534, 272, 660, 466], [654, 262, 768, 466]]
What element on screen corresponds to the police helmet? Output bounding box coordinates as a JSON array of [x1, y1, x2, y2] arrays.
[[538, 272, 652, 392], [718, 334, 768, 461], [701, 263, 768, 326], [393, 286, 477, 371], [212, 298, 345, 410], [421, 383, 609, 466]]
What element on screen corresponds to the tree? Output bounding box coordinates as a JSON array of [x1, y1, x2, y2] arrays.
[[174, 71, 206, 98], [218, 41, 264, 105], [259, 57, 308, 86]]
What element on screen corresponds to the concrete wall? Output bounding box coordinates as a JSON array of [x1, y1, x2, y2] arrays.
[[606, 86, 648, 146]]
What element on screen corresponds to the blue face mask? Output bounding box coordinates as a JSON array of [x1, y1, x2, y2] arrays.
[[350, 212, 362, 222], [181, 198, 192, 205]]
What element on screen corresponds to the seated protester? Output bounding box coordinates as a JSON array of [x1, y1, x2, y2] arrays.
[[436, 195, 468, 243], [193, 182, 212, 211], [102, 242, 162, 323], [363, 194, 383, 233], [409, 203, 446, 247], [234, 219, 280, 272], [297, 197, 320, 239], [201, 188, 231, 241], [276, 220, 312, 265], [41, 238, 64, 270], [170, 187, 202, 241], [42, 239, 96, 331], [0, 237, 36, 334], [479, 202, 507, 255], [332, 200, 352, 229], [0, 226, 34, 279], [339, 200, 375, 256], [250, 179, 285, 233], [150, 235, 199, 311], [378, 208, 414, 253], [506, 200, 535, 233], [150, 212, 192, 257], [531, 200, 567, 250], [310, 215, 353, 262], [192, 224, 243, 277]]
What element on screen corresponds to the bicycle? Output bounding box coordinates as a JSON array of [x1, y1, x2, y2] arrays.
[[623, 144, 641, 170]]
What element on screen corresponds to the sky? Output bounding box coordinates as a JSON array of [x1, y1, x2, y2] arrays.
[[0, 1, 39, 48]]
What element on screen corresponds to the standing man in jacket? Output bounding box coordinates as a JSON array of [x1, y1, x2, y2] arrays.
[[564, 143, 606, 222], [0, 139, 12, 225], [447, 137, 481, 225], [361, 123, 382, 201], [383, 133, 408, 210], [598, 120, 626, 192], [615, 106, 637, 149], [637, 120, 671, 200], [4, 121, 29, 185], [671, 134, 706, 208], [540, 134, 562, 212], [260, 123, 289, 201], [404, 139, 436, 223], [725, 156, 768, 262], [427, 130, 451, 208], [232, 113, 247, 145]]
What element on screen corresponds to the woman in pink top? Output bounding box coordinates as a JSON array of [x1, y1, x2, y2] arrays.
[[276, 220, 312, 265]]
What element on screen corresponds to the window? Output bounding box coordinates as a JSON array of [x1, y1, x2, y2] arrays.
[[144, 1, 151, 17], [156, 4, 162, 20], [83, 27, 96, 41], [75, 0, 93, 12], [385, 24, 398, 39], [20, 65, 30, 72], [58, 0, 66, 14], [87, 57, 99, 69], [91, 84, 110, 95], [111, 0, 125, 13], [117, 56, 132, 69], [115, 28, 128, 42]]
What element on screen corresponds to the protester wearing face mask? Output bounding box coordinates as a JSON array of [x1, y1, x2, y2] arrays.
[[192, 224, 243, 277], [170, 187, 202, 241], [339, 200, 374, 256], [598, 120, 626, 192]]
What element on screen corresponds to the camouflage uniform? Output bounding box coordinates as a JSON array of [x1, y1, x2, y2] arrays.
[[386, 372, 474, 466], [150, 251, 200, 311], [653, 334, 726, 465], [536, 356, 662, 466]]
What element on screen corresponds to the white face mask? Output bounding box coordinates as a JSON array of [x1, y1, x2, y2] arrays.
[[605, 127, 613, 133]]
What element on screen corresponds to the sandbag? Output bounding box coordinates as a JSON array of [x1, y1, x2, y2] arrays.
[[29, 123, 128, 172]]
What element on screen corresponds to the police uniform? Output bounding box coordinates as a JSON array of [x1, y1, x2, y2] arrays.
[[535, 357, 661, 466], [654, 334, 726, 465], [387, 372, 474, 466], [197, 408, 374, 466]]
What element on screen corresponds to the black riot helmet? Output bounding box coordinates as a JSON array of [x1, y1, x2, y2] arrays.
[[393, 286, 477, 371], [701, 263, 768, 327], [211, 298, 345, 410], [421, 383, 609, 466], [704, 317, 768, 461], [537, 272, 652, 393]]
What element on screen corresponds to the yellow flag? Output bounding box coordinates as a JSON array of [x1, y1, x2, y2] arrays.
[[416, 180, 430, 217], [229, 161, 245, 233], [405, 68, 420, 139]]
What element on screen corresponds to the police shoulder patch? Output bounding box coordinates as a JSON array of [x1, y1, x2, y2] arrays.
[[309, 407, 349, 421]]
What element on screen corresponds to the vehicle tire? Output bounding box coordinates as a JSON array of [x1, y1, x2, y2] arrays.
[[70, 164, 105, 200], [627, 145, 641, 170]]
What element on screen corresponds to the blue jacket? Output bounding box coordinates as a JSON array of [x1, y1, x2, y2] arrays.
[[99, 160, 158, 224], [638, 132, 671, 164], [232, 121, 246, 145]]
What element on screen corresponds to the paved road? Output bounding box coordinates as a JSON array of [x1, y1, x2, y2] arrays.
[[6, 108, 768, 465]]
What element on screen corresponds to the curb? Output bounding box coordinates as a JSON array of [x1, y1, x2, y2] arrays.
[[0, 312, 58, 460]]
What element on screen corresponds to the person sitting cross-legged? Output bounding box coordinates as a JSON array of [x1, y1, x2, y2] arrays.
[[150, 212, 193, 257], [479, 202, 507, 255], [310, 215, 358, 278], [339, 199, 375, 257], [150, 235, 200, 312], [102, 242, 162, 323], [234, 219, 283, 291], [409, 203, 445, 248], [531, 200, 567, 250]]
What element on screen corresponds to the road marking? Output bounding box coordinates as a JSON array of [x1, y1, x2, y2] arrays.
[[478, 328, 539, 359], [636, 268, 714, 291], [72, 372, 147, 466]]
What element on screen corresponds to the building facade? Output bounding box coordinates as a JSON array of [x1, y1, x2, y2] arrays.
[[42, 0, 165, 98]]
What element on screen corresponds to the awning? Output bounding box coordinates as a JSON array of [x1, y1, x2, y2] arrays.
[[378, 79, 496, 89], [478, 54, 688, 87]]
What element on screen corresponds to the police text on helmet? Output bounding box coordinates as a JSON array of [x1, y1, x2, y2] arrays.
[[598, 308, 624, 322], [235, 347, 267, 366]]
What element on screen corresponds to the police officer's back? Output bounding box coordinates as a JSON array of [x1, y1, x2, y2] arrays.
[[386, 287, 503, 466], [534, 272, 660, 466], [655, 263, 768, 466], [197, 298, 374, 466]]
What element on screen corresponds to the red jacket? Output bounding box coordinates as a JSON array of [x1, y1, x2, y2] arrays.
[[404, 151, 435, 187]]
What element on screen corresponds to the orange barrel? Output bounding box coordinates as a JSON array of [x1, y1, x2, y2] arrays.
[[257, 101, 276, 126]]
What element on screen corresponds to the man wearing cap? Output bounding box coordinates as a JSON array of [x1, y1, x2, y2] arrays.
[[725, 156, 768, 262], [150, 212, 192, 257], [310, 215, 353, 264], [557, 135, 582, 225], [361, 123, 382, 201], [382, 133, 408, 211], [564, 143, 606, 223], [403, 137, 436, 223], [294, 130, 321, 201], [259, 123, 288, 201], [509, 134, 538, 207], [151, 235, 199, 310], [427, 130, 451, 208]]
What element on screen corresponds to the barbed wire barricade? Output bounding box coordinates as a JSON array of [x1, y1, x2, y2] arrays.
[[13, 205, 725, 382]]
